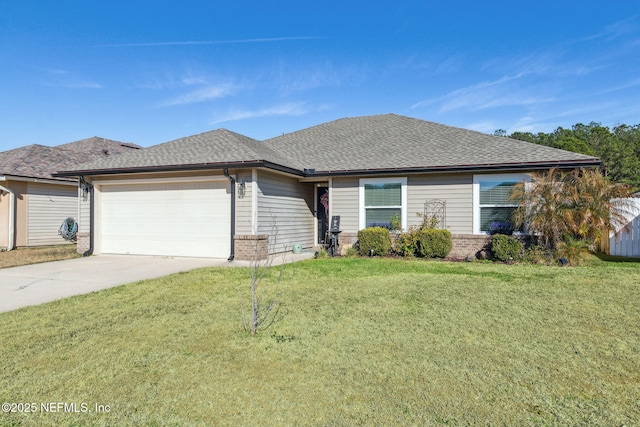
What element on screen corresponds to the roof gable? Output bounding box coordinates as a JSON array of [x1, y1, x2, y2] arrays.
[[61, 129, 294, 173]]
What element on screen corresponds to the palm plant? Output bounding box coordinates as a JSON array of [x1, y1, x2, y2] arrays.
[[564, 168, 636, 244], [510, 167, 636, 251], [510, 168, 571, 250]]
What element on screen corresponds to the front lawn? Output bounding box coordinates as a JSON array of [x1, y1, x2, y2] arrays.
[[1, 258, 639, 426], [0, 245, 79, 269]]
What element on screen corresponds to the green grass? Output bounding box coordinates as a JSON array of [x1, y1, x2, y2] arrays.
[[1, 257, 639, 426]]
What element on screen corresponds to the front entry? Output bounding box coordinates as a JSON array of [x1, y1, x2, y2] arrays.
[[317, 186, 328, 244]]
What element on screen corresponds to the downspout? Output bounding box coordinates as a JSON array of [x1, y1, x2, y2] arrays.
[[79, 177, 94, 257], [223, 169, 235, 261], [0, 185, 15, 251]]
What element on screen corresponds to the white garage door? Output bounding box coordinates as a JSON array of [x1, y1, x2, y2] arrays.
[[100, 180, 230, 258]]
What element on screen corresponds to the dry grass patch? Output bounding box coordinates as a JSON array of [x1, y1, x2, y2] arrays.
[[0, 245, 79, 269], [0, 258, 639, 425]]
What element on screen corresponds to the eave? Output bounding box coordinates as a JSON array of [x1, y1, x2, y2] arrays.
[[302, 159, 602, 178], [54, 160, 306, 178], [54, 158, 601, 180]]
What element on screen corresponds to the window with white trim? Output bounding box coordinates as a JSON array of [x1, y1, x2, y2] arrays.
[[473, 174, 529, 234], [359, 178, 407, 229]]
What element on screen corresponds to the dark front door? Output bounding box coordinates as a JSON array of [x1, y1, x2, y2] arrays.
[[317, 186, 329, 244]]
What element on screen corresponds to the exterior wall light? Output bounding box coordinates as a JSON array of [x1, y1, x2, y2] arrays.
[[238, 179, 246, 198]]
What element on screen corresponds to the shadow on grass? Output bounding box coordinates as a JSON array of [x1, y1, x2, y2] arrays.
[[593, 252, 640, 263]]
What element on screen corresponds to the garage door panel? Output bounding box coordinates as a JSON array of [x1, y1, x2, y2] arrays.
[[100, 181, 230, 258]]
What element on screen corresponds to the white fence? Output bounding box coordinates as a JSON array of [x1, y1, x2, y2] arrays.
[[605, 198, 640, 258]]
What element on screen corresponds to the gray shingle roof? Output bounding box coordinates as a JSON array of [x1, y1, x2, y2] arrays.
[[57, 136, 141, 154], [61, 129, 294, 173], [0, 137, 139, 181], [56, 114, 600, 176], [263, 114, 599, 172]]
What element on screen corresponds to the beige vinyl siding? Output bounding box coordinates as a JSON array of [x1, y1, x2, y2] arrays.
[[235, 169, 254, 235], [331, 177, 359, 232], [257, 170, 314, 253], [78, 187, 91, 233], [27, 183, 78, 246], [407, 174, 473, 234]]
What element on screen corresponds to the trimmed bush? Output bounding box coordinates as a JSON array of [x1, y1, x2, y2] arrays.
[[395, 228, 419, 257], [491, 234, 523, 262], [415, 229, 452, 258], [357, 227, 392, 256]]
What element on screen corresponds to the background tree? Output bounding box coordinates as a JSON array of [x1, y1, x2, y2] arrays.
[[502, 122, 640, 189]]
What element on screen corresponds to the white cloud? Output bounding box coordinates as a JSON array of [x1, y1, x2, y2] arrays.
[[40, 67, 103, 89], [96, 36, 321, 48], [211, 102, 313, 124], [412, 73, 554, 113], [43, 78, 103, 89], [158, 83, 237, 107], [578, 16, 639, 43]]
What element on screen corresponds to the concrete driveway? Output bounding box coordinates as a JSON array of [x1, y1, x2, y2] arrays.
[[0, 252, 314, 313]]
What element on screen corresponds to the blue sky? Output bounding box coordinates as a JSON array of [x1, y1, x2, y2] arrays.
[[1, 1, 639, 151]]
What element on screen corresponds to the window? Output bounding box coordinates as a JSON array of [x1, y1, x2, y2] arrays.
[[359, 178, 407, 229], [473, 174, 529, 234]]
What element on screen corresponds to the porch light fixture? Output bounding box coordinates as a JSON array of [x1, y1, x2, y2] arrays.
[[80, 181, 90, 201], [238, 179, 246, 198]]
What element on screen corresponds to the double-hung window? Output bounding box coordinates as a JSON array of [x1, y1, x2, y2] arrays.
[[473, 174, 529, 234], [359, 178, 407, 229]]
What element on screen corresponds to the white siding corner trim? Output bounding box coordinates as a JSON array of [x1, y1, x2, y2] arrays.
[[252, 169, 258, 234]]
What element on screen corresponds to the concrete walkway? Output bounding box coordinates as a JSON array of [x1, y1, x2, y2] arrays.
[[0, 251, 315, 313]]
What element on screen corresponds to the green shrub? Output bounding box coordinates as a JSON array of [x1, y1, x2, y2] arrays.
[[556, 236, 589, 266], [395, 228, 419, 257], [523, 244, 551, 265], [415, 229, 452, 258], [315, 248, 329, 259], [343, 246, 359, 258], [491, 234, 523, 262], [357, 227, 392, 256], [389, 213, 402, 231]]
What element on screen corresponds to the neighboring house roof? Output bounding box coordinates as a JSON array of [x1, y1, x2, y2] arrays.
[[56, 114, 601, 177], [0, 137, 140, 181], [57, 136, 141, 156]]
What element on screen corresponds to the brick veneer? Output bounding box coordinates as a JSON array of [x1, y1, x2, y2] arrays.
[[449, 234, 491, 259], [338, 232, 358, 246], [76, 232, 90, 255], [234, 234, 269, 261]]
